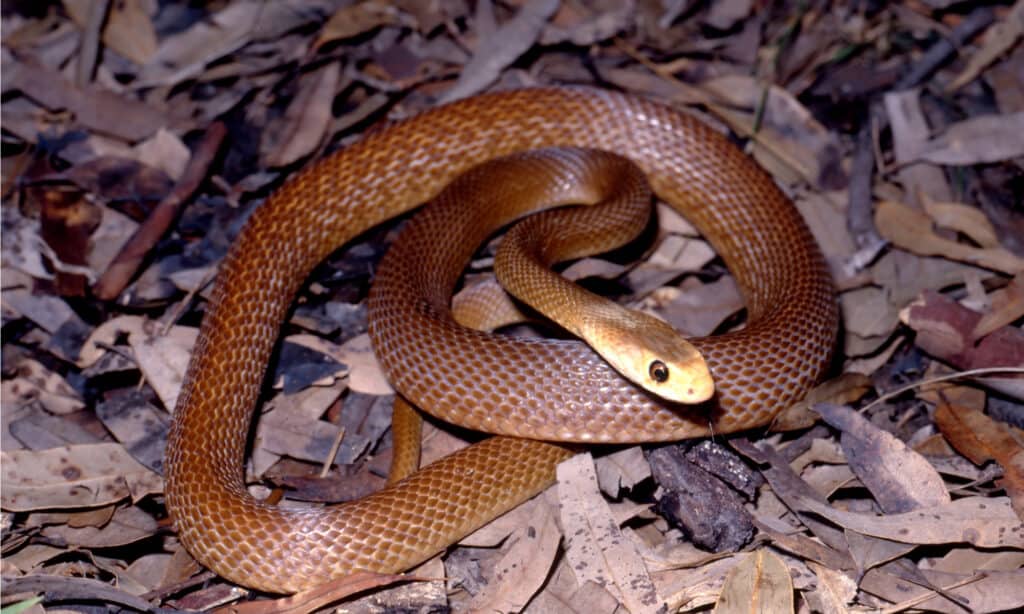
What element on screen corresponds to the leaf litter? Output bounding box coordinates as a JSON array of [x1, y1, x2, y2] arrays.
[[2, 1, 1023, 612]]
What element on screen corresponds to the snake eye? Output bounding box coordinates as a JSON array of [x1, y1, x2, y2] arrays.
[[649, 360, 669, 383]]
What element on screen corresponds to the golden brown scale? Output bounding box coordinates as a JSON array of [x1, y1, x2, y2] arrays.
[[164, 87, 838, 593]]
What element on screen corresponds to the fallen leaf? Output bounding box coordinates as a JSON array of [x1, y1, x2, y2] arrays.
[[972, 273, 1024, 340], [884, 89, 954, 205], [339, 333, 394, 395], [264, 62, 342, 167], [558, 453, 662, 613], [814, 403, 951, 514], [3, 358, 85, 415], [134, 129, 191, 181], [1, 443, 163, 511], [64, 0, 158, 64], [934, 401, 1024, 518], [438, 0, 560, 103], [797, 495, 1024, 548], [468, 503, 561, 612], [214, 571, 414, 614], [915, 111, 1024, 165], [773, 373, 872, 432], [921, 195, 1002, 249], [4, 57, 166, 141], [875, 199, 1024, 275], [900, 291, 1024, 400], [947, 0, 1024, 91], [313, 0, 407, 48], [713, 549, 793, 614], [40, 504, 158, 548]]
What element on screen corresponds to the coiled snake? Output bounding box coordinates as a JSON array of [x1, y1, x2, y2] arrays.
[[164, 87, 837, 593]]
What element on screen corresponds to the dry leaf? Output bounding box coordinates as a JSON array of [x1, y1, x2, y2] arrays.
[[972, 274, 1024, 340], [900, 291, 1024, 400], [702, 74, 843, 188], [797, 495, 1024, 548], [127, 323, 198, 412], [948, 0, 1024, 91], [64, 0, 158, 64], [339, 333, 394, 395], [805, 561, 858, 614], [875, 199, 1024, 275], [921, 195, 1002, 249], [1, 444, 163, 511], [713, 550, 793, 614], [217, 571, 414, 614], [255, 385, 345, 465], [814, 403, 951, 513], [468, 503, 561, 612], [134, 129, 191, 181], [884, 90, 954, 205], [934, 401, 1024, 518], [773, 373, 872, 432], [264, 62, 342, 167], [557, 453, 662, 613], [438, 0, 560, 103], [314, 0, 407, 48], [915, 111, 1024, 165], [40, 505, 158, 548], [2, 359, 85, 415], [4, 57, 166, 141]]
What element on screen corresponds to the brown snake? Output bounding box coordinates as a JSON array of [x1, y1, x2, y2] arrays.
[[164, 87, 838, 593]]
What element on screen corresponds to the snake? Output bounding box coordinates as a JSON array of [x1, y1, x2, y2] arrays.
[[164, 87, 838, 594]]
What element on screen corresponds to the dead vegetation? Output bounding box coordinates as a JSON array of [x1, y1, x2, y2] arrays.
[[2, 1, 1024, 612]]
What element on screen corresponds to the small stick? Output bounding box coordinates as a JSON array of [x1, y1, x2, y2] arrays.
[[76, 0, 111, 86], [93, 122, 227, 301], [894, 6, 995, 90]]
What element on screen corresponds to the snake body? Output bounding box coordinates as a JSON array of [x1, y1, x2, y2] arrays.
[[164, 87, 838, 593]]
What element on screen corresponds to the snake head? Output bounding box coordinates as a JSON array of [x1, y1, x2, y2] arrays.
[[580, 307, 714, 404]]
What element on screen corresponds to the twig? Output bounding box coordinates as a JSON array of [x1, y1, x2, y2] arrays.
[[877, 572, 987, 614], [858, 366, 1024, 414], [894, 6, 995, 91], [138, 571, 219, 603], [847, 116, 882, 250], [93, 122, 227, 301], [320, 426, 347, 478], [76, 0, 111, 87]]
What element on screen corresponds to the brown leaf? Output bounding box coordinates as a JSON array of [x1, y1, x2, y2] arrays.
[[215, 572, 415, 614], [713, 550, 793, 614], [313, 0, 406, 48], [947, 0, 1024, 92], [921, 195, 1002, 249], [884, 90, 953, 206], [935, 401, 1024, 518], [900, 291, 1024, 400], [557, 453, 662, 613], [773, 374, 872, 432], [972, 274, 1024, 340], [814, 403, 951, 513], [4, 58, 166, 141], [263, 62, 342, 168], [1, 443, 163, 511], [438, 0, 560, 103], [40, 505, 158, 548], [796, 495, 1024, 548], [916, 111, 1024, 165], [467, 503, 561, 612], [339, 333, 394, 395], [64, 0, 158, 64], [875, 200, 1024, 275], [33, 182, 101, 295]]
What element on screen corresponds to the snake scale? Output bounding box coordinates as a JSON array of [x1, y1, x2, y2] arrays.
[[164, 87, 838, 593]]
